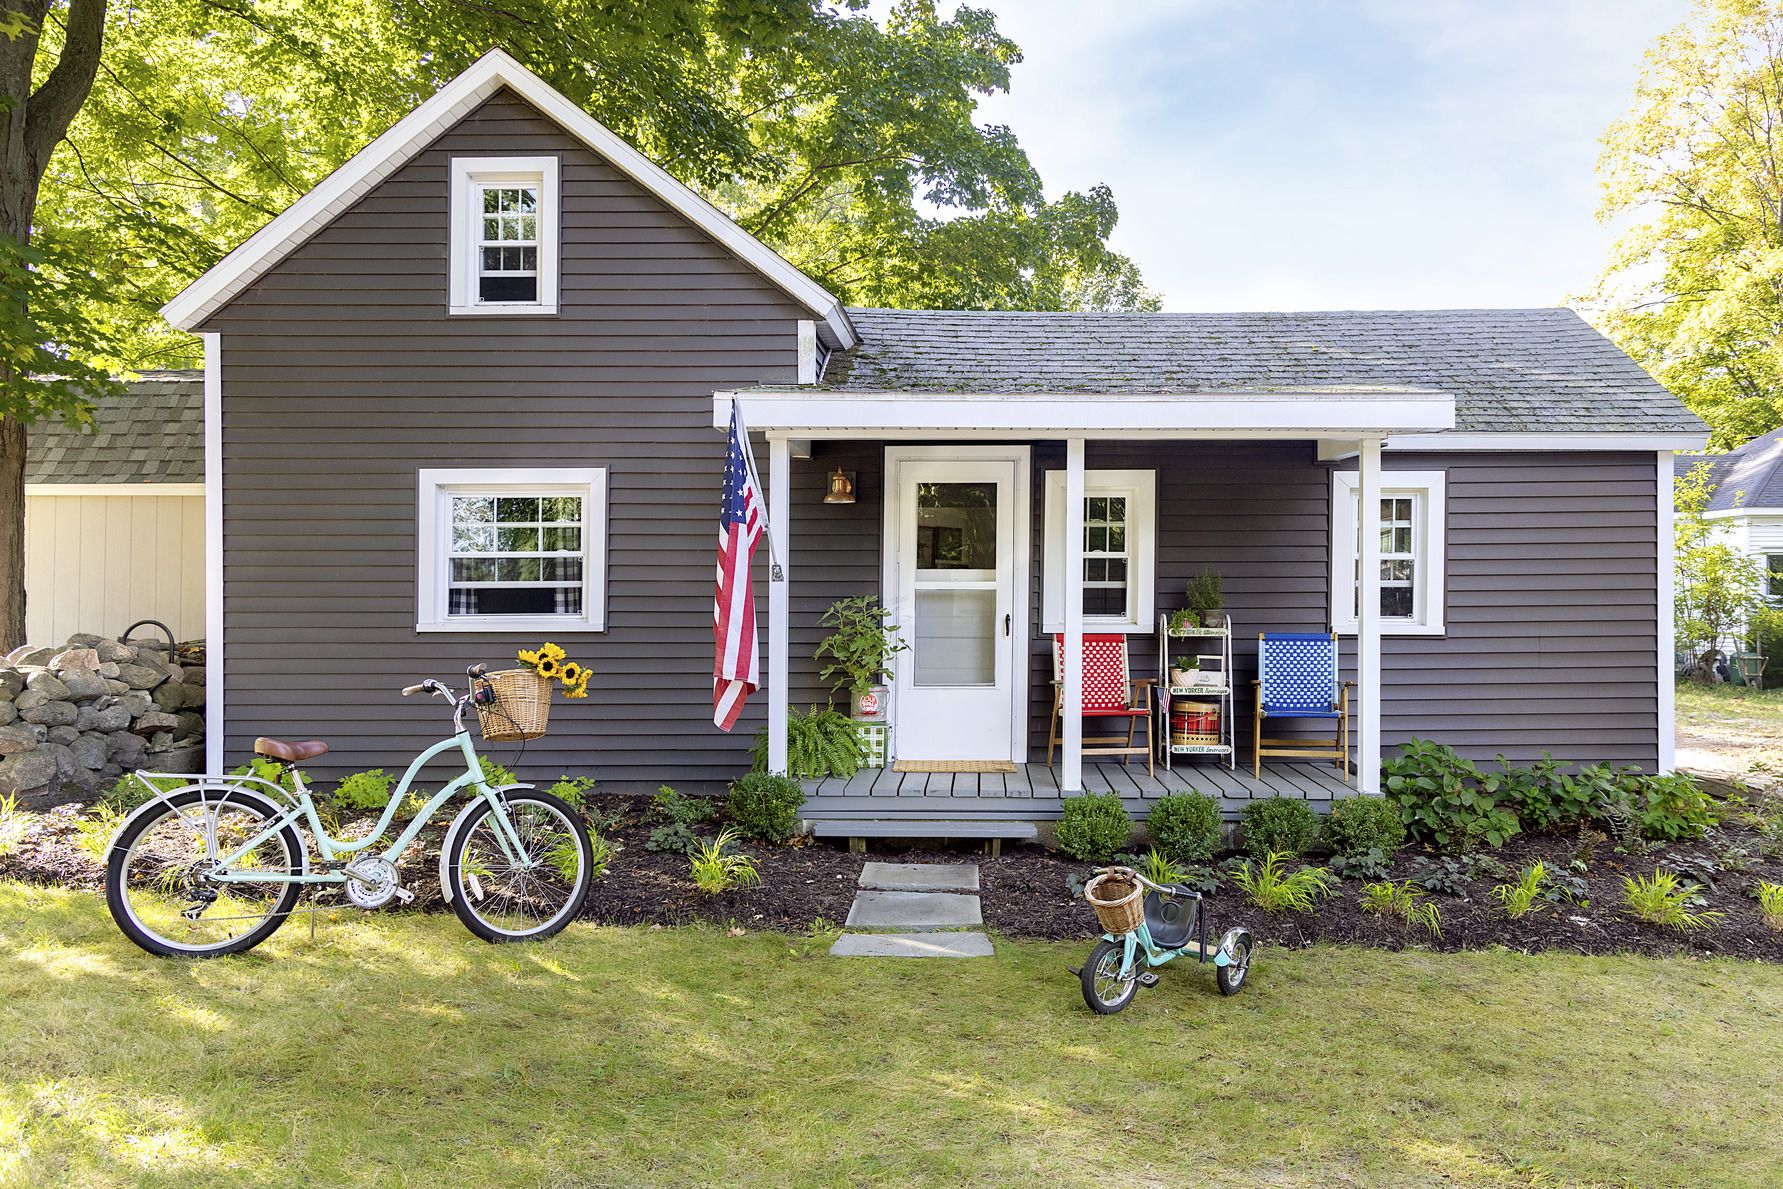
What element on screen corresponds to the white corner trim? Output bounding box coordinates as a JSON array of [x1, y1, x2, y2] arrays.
[[159, 49, 855, 348], [1387, 431, 1709, 453], [447, 155, 559, 316], [25, 483, 205, 497], [415, 467, 609, 633], [1658, 450, 1676, 773], [796, 320, 818, 385], [203, 333, 223, 776], [1331, 469, 1447, 636]]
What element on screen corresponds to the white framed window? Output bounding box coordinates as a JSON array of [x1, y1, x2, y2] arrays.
[[1331, 469, 1446, 636], [1042, 469, 1157, 632], [417, 468, 606, 632], [448, 156, 560, 315], [1766, 554, 1783, 603]]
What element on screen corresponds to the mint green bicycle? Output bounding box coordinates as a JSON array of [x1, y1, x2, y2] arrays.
[[104, 665, 595, 958]]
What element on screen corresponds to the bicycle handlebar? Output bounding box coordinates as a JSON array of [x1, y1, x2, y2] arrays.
[[401, 683, 428, 697], [1092, 865, 1192, 898]]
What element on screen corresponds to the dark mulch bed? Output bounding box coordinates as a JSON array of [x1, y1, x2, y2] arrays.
[[9, 793, 1783, 960]]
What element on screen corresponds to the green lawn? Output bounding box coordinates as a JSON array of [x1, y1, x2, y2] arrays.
[[4, 885, 1782, 1186], [1675, 681, 1783, 785]]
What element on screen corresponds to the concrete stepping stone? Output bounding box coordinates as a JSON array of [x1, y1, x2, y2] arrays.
[[845, 890, 983, 931], [830, 932, 993, 958], [858, 861, 980, 893]]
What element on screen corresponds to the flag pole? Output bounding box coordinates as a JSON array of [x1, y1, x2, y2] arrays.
[[733, 399, 784, 582]]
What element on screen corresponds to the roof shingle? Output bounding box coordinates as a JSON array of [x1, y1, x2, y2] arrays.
[[818, 307, 1702, 435], [25, 371, 203, 485]]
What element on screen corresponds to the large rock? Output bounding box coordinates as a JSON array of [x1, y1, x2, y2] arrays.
[[107, 731, 147, 768], [97, 641, 138, 664], [180, 680, 205, 709], [48, 647, 100, 673], [151, 682, 186, 713], [69, 734, 111, 770], [116, 692, 154, 718], [97, 661, 119, 679], [44, 725, 78, 746], [0, 749, 57, 793], [60, 671, 110, 701], [0, 724, 37, 755], [24, 671, 68, 701], [114, 664, 165, 691], [174, 711, 203, 741], [154, 744, 204, 775], [0, 671, 22, 701], [7, 646, 54, 668], [85, 704, 131, 733], [0, 702, 16, 726], [131, 711, 181, 736], [148, 730, 174, 752], [13, 688, 47, 712], [21, 701, 77, 727]]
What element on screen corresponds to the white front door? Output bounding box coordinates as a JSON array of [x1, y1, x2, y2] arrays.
[[886, 450, 1028, 762]]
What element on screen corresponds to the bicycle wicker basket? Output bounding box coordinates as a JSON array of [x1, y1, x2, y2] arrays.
[[474, 668, 552, 742], [1084, 870, 1145, 934]]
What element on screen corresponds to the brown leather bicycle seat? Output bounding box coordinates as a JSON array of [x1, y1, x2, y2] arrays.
[[253, 737, 329, 763]]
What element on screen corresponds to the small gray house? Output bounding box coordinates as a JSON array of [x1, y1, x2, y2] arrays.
[[160, 50, 1706, 832]]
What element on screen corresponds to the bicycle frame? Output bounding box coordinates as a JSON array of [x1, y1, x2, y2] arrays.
[[1093, 867, 1232, 977], [202, 731, 531, 885]]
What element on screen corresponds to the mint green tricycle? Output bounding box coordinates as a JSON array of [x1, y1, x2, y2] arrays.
[[104, 665, 595, 958], [1074, 866, 1255, 1013]]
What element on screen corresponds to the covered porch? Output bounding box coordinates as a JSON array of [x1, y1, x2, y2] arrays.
[[717, 378, 1457, 821]]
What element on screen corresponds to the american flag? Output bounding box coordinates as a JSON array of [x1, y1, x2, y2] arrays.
[[713, 403, 767, 731]]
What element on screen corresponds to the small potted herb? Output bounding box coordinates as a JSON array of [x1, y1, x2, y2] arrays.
[[1167, 608, 1199, 635], [1169, 656, 1198, 689], [815, 596, 910, 722], [1184, 568, 1225, 630]]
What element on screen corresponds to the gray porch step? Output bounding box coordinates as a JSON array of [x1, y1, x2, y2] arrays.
[[859, 861, 980, 893], [811, 819, 1039, 841], [830, 932, 993, 958], [845, 890, 984, 930]]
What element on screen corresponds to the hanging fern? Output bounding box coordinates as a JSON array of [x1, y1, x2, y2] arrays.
[[750, 706, 863, 779]]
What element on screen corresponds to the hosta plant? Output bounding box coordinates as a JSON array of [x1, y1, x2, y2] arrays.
[[1233, 851, 1334, 913], [1621, 870, 1723, 930]]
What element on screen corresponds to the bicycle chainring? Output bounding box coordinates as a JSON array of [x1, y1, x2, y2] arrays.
[[343, 857, 401, 909]]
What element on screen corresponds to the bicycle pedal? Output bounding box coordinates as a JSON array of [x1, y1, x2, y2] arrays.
[[1137, 972, 1161, 988], [393, 887, 415, 904]]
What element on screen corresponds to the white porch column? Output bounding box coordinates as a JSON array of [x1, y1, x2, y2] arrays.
[[767, 436, 791, 775], [1062, 437, 1086, 793], [1356, 437, 1383, 794], [1657, 450, 1676, 773]]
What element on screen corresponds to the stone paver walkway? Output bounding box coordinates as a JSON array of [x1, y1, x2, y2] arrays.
[[831, 861, 992, 958]]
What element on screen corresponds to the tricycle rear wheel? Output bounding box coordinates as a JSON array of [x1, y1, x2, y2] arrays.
[[1080, 939, 1139, 1014]]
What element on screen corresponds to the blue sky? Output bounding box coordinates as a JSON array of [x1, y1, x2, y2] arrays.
[[965, 0, 1690, 311]]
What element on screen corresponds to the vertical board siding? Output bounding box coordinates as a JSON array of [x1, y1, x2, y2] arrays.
[[208, 91, 805, 791], [24, 494, 205, 645]]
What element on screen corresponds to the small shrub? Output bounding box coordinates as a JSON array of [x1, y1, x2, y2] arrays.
[[332, 769, 396, 813], [1240, 796, 1320, 859], [689, 828, 761, 895], [1137, 847, 1188, 887], [1056, 792, 1132, 862], [0, 793, 27, 858], [1322, 795, 1406, 860], [100, 772, 184, 815], [1359, 879, 1442, 937], [1147, 791, 1222, 862], [725, 773, 805, 844], [1233, 851, 1335, 912], [1330, 847, 1392, 881], [476, 759, 519, 789], [1491, 862, 1551, 920], [73, 803, 125, 862], [646, 822, 700, 856], [1621, 869, 1724, 930], [1751, 880, 1783, 930], [1637, 773, 1718, 842], [546, 774, 597, 809], [1383, 740, 1519, 850], [652, 785, 716, 829], [1500, 754, 1593, 832]]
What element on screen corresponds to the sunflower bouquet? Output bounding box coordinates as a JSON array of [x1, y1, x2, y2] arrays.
[[517, 642, 591, 698]]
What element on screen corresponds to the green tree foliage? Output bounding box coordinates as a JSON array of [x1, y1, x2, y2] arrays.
[[1675, 460, 1765, 677], [42, 0, 1158, 370], [1588, 0, 1783, 448]]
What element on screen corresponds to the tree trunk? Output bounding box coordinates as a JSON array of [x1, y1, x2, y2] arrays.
[[0, 415, 20, 651]]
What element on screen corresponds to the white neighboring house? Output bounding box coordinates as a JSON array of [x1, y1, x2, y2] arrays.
[[1679, 430, 1783, 605], [24, 370, 205, 646]]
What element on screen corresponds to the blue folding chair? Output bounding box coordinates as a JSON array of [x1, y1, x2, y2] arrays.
[[1252, 632, 1351, 781]]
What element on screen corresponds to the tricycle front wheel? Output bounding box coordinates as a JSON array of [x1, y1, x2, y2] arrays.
[[1216, 934, 1254, 996], [1080, 939, 1139, 1014]]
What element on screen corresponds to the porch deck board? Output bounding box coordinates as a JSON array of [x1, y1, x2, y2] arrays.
[[802, 761, 1357, 822]]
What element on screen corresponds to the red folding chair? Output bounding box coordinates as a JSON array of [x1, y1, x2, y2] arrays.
[[1047, 634, 1154, 776]]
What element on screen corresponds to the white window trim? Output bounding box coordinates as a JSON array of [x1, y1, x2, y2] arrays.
[[416, 467, 606, 633], [448, 156, 560, 316], [1042, 469, 1156, 633], [1331, 469, 1446, 636]]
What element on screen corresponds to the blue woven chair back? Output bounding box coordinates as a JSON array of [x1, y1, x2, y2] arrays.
[[1258, 633, 1339, 716]]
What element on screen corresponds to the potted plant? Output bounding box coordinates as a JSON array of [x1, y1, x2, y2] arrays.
[[1184, 568, 1225, 630], [815, 596, 909, 722], [1169, 656, 1198, 689], [1167, 608, 1199, 635]]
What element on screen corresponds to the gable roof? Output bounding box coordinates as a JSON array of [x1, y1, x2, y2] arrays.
[[160, 49, 854, 347], [815, 307, 1703, 437], [1678, 428, 1783, 512], [26, 371, 203, 485]]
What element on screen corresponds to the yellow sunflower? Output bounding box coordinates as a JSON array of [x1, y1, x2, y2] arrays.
[[517, 647, 543, 667], [535, 657, 561, 679], [565, 675, 590, 699], [559, 662, 583, 686], [540, 642, 567, 662]]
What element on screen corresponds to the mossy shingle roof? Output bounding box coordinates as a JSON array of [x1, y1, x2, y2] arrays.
[[817, 307, 1702, 435], [25, 370, 203, 485]]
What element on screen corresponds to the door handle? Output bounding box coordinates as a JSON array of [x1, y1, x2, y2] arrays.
[[1005, 613, 1012, 637]]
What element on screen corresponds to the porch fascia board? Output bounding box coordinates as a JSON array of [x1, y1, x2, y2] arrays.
[[714, 389, 1455, 438], [1317, 431, 1710, 460]]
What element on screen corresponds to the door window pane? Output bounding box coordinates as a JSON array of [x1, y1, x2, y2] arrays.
[[916, 483, 998, 570], [914, 589, 996, 686]]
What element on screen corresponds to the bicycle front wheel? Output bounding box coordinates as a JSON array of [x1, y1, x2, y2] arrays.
[[106, 787, 304, 958], [444, 789, 592, 943]]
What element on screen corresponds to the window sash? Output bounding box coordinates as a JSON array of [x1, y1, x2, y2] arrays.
[[446, 493, 585, 615], [1330, 470, 1445, 636], [1041, 469, 1155, 632]]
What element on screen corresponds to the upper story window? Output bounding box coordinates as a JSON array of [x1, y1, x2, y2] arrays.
[[1330, 469, 1447, 636], [1042, 469, 1157, 633], [449, 156, 559, 316]]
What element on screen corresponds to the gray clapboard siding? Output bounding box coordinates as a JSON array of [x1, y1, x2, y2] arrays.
[[207, 89, 806, 790]]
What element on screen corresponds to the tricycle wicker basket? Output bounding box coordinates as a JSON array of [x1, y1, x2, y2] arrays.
[[474, 668, 552, 742], [1084, 871, 1145, 934]]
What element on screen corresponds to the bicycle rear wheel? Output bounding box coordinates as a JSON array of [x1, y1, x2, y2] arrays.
[[106, 787, 304, 958], [444, 789, 592, 943]]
